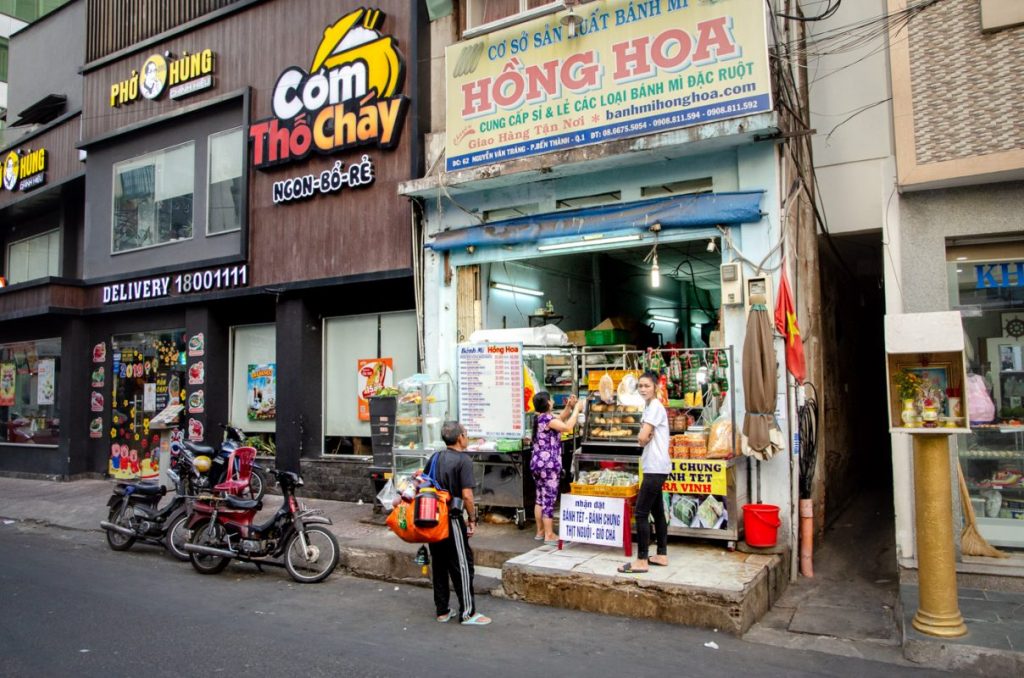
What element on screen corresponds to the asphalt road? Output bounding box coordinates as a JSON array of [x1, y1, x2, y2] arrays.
[[0, 522, 949, 678]]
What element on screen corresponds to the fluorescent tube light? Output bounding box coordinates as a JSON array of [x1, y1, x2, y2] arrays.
[[537, 234, 642, 252], [651, 315, 678, 323], [490, 282, 544, 297]]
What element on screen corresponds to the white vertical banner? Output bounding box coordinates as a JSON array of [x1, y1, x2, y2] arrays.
[[37, 358, 55, 405]]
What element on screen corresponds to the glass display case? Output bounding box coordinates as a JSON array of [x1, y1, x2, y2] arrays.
[[392, 380, 450, 489], [958, 425, 1024, 550]]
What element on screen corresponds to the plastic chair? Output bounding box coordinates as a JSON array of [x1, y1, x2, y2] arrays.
[[214, 446, 257, 496]]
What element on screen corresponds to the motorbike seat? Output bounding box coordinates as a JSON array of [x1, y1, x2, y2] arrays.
[[184, 442, 215, 456], [117, 481, 165, 496], [224, 494, 260, 511]]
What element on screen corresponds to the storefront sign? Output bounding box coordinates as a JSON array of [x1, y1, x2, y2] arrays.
[[3, 148, 47, 192], [37, 359, 55, 405], [661, 459, 728, 530], [247, 364, 277, 421], [101, 264, 248, 305], [559, 494, 626, 547], [357, 358, 393, 421], [248, 8, 409, 169], [975, 262, 1024, 289], [109, 49, 216, 107], [271, 156, 375, 205], [445, 0, 770, 171], [457, 343, 525, 438]]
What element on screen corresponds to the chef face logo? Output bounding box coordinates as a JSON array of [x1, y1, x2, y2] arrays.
[[2, 152, 18, 191], [140, 54, 167, 99]]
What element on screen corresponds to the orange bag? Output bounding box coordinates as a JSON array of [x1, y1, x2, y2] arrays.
[[386, 489, 451, 543]]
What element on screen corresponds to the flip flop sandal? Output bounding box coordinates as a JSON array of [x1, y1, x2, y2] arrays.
[[649, 558, 668, 567], [534, 534, 545, 541], [462, 613, 492, 626], [617, 563, 649, 574], [437, 610, 456, 623]]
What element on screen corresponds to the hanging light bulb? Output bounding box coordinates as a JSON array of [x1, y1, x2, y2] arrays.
[[651, 250, 661, 288]]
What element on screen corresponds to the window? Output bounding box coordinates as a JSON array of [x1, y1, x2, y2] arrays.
[[0, 0, 69, 23], [0, 337, 60, 446], [112, 142, 194, 253], [207, 127, 243, 235], [466, 0, 559, 30], [7, 229, 60, 284], [0, 38, 8, 82], [230, 324, 276, 434]]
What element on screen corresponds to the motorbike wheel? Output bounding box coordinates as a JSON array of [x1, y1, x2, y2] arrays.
[[164, 513, 191, 562], [105, 500, 136, 551], [188, 519, 231, 575], [247, 469, 267, 502], [284, 525, 339, 583]]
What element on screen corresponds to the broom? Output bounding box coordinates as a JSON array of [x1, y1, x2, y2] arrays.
[[956, 461, 1009, 559]]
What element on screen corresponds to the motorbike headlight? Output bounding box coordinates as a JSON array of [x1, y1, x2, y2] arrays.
[[194, 455, 211, 473]]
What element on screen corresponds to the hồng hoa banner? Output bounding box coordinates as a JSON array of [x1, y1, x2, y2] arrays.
[[445, 0, 771, 171]]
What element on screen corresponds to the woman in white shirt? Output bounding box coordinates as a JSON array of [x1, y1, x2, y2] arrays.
[[618, 371, 670, 573]]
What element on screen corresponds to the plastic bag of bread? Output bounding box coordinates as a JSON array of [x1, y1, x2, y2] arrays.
[[707, 414, 734, 459], [598, 372, 615, 404]]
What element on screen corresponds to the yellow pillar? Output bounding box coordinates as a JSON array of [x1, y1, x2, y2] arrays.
[[911, 433, 967, 637]]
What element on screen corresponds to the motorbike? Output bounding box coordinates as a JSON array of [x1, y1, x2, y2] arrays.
[[182, 424, 270, 501], [100, 442, 204, 561], [184, 469, 339, 583]]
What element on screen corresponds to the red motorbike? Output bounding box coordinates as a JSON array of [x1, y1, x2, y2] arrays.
[[183, 469, 339, 583]]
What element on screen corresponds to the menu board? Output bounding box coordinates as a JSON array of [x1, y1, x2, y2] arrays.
[[457, 343, 524, 438]]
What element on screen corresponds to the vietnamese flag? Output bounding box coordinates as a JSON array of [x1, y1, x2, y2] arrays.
[[774, 266, 806, 384]]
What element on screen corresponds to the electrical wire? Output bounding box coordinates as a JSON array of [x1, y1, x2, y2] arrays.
[[798, 381, 819, 499]]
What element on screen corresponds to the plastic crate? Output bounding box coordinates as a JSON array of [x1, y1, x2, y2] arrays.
[[570, 482, 638, 498], [585, 329, 630, 346]]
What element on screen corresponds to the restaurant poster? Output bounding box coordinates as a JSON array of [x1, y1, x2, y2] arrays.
[[357, 358, 393, 421], [654, 459, 728, 530], [247, 363, 277, 421], [0, 362, 15, 406], [445, 0, 771, 171], [457, 343, 524, 438], [37, 359, 55, 405]]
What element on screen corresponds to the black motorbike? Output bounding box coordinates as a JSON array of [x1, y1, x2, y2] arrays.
[[184, 469, 339, 583], [183, 424, 270, 501], [100, 443, 203, 560]]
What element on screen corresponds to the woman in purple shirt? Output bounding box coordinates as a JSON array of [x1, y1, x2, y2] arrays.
[[530, 391, 584, 544]]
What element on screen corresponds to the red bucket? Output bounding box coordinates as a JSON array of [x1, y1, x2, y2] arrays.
[[742, 504, 781, 548]]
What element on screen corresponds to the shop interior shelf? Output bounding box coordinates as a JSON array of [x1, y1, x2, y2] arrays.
[[968, 483, 1024, 493], [580, 439, 641, 447], [958, 450, 1022, 459]]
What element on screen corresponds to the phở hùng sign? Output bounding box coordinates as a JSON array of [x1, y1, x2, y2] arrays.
[[3, 148, 47, 192], [109, 49, 216, 107], [444, 0, 771, 171]]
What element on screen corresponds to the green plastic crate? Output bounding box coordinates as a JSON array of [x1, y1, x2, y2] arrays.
[[585, 328, 630, 346]]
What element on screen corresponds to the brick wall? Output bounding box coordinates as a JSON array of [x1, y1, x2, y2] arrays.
[[259, 455, 377, 503], [909, 2, 1024, 164]]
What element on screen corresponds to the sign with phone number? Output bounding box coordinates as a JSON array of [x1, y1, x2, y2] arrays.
[[102, 264, 248, 305]]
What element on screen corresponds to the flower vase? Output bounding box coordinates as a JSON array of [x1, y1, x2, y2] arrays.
[[901, 399, 917, 427], [922, 399, 940, 428]]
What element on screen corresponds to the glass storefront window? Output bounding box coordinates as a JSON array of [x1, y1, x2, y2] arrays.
[[6, 229, 59, 284], [112, 142, 194, 253], [0, 338, 60, 445], [207, 128, 243, 235], [230, 324, 276, 456], [948, 243, 1024, 550], [110, 330, 187, 478]]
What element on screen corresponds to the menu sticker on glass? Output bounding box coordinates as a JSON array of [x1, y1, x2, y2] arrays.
[[89, 417, 104, 439], [143, 383, 157, 412], [247, 364, 277, 421], [188, 361, 204, 385], [93, 343, 106, 363], [0, 362, 15, 406], [188, 418, 204, 441], [189, 389, 205, 414], [90, 391, 104, 412], [457, 342, 524, 438], [357, 358, 393, 421], [37, 359, 55, 405], [188, 332, 205, 357]]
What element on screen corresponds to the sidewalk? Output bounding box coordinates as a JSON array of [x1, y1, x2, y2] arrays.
[[2, 475, 1021, 672]]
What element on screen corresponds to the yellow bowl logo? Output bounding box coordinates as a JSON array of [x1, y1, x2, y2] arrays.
[[2, 152, 18, 191], [310, 8, 402, 100]]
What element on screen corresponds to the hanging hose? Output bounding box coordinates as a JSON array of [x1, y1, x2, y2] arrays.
[[798, 382, 819, 577]]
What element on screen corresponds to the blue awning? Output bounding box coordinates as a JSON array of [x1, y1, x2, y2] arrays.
[[425, 191, 764, 252]]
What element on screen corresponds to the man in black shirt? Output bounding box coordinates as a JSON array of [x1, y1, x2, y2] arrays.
[[427, 421, 491, 626]]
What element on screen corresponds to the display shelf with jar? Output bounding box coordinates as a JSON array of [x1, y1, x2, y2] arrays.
[[391, 380, 450, 490], [957, 425, 1024, 549]]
